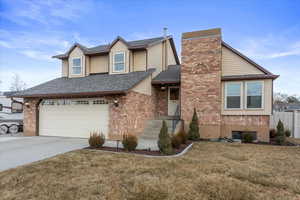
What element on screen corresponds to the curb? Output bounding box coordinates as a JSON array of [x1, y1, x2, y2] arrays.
[[88, 143, 194, 158]]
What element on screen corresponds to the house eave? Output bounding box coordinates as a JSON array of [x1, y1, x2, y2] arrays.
[[221, 74, 279, 81], [151, 80, 180, 85], [13, 90, 128, 99]]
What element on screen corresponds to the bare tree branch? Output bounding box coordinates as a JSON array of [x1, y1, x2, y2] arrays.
[[10, 74, 27, 92]]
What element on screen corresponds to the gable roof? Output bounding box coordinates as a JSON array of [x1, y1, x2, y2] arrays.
[[53, 36, 180, 64], [222, 41, 273, 75], [11, 69, 155, 98], [221, 41, 279, 80]]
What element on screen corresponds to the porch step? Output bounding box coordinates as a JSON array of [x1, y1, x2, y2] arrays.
[[139, 119, 180, 140]]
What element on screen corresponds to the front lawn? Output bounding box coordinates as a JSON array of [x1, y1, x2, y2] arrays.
[[1, 142, 300, 200]]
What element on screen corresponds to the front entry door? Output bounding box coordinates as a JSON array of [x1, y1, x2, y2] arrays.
[[168, 87, 180, 116]]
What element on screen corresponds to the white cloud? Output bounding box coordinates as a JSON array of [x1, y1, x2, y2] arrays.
[[20, 50, 52, 61], [0, 68, 60, 92], [0, 29, 73, 60], [238, 32, 300, 60], [129, 31, 161, 40], [0, 0, 94, 26], [0, 41, 12, 48]]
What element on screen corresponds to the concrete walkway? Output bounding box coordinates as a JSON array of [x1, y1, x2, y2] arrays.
[[0, 136, 88, 171]]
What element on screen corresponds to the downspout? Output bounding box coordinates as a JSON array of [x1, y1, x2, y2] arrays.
[[36, 99, 43, 136]]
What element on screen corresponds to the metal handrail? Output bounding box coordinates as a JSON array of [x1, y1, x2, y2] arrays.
[[172, 105, 180, 133]]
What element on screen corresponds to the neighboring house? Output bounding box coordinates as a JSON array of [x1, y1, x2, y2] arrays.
[[274, 103, 300, 112], [12, 28, 279, 142]]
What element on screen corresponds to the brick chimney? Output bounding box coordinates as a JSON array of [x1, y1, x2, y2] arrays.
[[180, 28, 222, 139]]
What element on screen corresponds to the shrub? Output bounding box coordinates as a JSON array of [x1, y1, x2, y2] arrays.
[[122, 134, 138, 151], [242, 133, 254, 143], [171, 133, 182, 149], [157, 120, 173, 155], [276, 120, 286, 145], [177, 130, 188, 144], [188, 108, 200, 140], [89, 132, 105, 148], [269, 129, 276, 138], [285, 129, 291, 137]]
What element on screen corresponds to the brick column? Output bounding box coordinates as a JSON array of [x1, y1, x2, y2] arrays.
[[181, 28, 222, 139], [23, 98, 41, 136]]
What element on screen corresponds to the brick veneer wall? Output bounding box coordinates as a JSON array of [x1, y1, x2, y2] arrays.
[[221, 115, 270, 142], [181, 29, 222, 138], [22, 90, 157, 139], [23, 98, 41, 136], [108, 91, 156, 139]]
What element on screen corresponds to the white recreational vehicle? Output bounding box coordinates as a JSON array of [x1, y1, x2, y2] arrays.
[[0, 92, 23, 135]]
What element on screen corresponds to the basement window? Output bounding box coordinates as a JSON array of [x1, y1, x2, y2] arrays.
[[232, 131, 257, 140]]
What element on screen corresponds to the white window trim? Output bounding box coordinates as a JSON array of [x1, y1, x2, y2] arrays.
[[224, 82, 243, 110], [112, 51, 126, 73], [71, 57, 83, 75], [245, 80, 264, 110]]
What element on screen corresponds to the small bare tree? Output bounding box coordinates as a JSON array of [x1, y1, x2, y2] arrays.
[[10, 74, 27, 92]]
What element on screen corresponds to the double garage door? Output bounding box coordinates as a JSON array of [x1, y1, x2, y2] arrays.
[[39, 99, 109, 138]]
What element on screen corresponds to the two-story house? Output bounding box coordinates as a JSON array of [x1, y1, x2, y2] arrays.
[[13, 28, 278, 142]]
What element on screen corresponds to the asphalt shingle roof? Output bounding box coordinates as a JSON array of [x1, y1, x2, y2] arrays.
[[13, 69, 155, 98], [152, 65, 180, 84], [54, 37, 166, 58]]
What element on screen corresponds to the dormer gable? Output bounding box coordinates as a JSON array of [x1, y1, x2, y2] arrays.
[[109, 37, 130, 74], [68, 46, 85, 78]]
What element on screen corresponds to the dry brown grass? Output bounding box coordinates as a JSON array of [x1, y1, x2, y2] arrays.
[[1, 142, 300, 200]]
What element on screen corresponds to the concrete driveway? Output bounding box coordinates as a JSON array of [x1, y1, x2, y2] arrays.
[[0, 136, 88, 171]]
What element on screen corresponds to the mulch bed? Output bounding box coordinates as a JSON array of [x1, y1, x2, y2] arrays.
[[86, 140, 193, 156], [267, 138, 299, 146], [255, 138, 298, 146]]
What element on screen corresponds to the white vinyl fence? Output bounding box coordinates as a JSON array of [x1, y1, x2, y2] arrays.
[[270, 111, 300, 138]]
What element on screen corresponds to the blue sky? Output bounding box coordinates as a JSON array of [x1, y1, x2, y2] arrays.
[[0, 0, 299, 95]]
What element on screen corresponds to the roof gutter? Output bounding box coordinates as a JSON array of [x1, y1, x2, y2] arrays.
[[11, 90, 127, 98], [222, 74, 279, 81], [152, 80, 180, 85]]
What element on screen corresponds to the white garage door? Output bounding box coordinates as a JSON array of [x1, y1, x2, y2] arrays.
[[39, 99, 109, 138]]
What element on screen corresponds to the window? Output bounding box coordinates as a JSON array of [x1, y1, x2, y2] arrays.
[[113, 52, 125, 72], [246, 81, 263, 109], [169, 88, 179, 100], [11, 102, 23, 113], [41, 100, 55, 105], [73, 100, 89, 105], [93, 99, 108, 104], [72, 58, 82, 75], [232, 131, 257, 140], [225, 82, 242, 109]]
